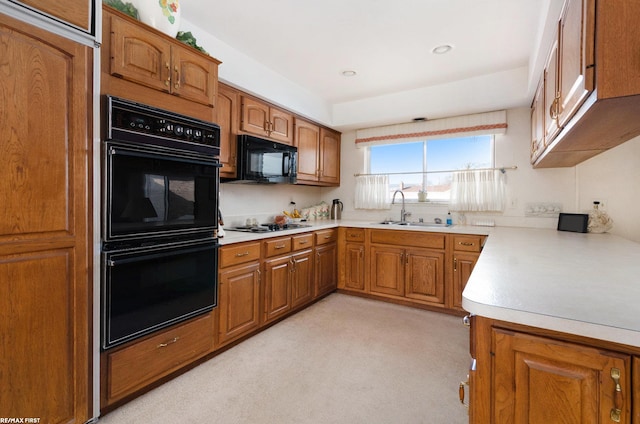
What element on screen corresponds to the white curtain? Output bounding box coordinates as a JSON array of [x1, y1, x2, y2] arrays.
[[354, 175, 391, 210], [449, 170, 505, 212]]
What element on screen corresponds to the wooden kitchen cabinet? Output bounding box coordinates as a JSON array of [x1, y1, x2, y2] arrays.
[[314, 229, 338, 297], [102, 6, 220, 121], [217, 242, 261, 347], [338, 227, 367, 292], [217, 83, 240, 179], [451, 235, 484, 311], [17, 0, 95, 34], [241, 96, 294, 144], [263, 254, 293, 323], [469, 316, 632, 424], [368, 230, 446, 308], [102, 313, 214, 407], [530, 78, 546, 164], [0, 13, 92, 423], [294, 118, 341, 186], [532, 0, 640, 168]]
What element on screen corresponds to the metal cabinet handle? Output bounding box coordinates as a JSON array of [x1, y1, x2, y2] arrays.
[[157, 336, 179, 348], [610, 368, 623, 422], [274, 244, 286, 249], [235, 251, 250, 257], [298, 240, 308, 244], [459, 241, 475, 247], [174, 65, 180, 89], [459, 377, 469, 408], [165, 62, 171, 87], [454, 257, 458, 271]]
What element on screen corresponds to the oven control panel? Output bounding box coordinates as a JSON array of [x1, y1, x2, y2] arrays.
[[106, 96, 221, 156]]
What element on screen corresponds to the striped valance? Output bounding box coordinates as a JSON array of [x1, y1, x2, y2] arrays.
[[355, 110, 507, 146]]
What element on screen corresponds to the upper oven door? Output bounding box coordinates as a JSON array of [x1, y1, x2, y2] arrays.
[[104, 142, 220, 243]]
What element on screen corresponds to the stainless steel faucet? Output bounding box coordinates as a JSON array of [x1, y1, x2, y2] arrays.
[[392, 190, 411, 222]]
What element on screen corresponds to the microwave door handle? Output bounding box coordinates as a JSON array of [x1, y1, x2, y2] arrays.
[[283, 152, 290, 176]]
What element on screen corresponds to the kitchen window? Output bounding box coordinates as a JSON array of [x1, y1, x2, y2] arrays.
[[366, 135, 495, 202]]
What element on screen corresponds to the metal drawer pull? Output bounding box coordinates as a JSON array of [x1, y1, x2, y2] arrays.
[[459, 241, 475, 246], [610, 367, 623, 422], [157, 336, 179, 348], [275, 244, 286, 249], [459, 377, 469, 408], [235, 251, 250, 257], [299, 240, 308, 244], [324, 235, 331, 239]]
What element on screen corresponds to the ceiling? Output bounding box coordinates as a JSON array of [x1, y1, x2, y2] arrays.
[[182, 0, 551, 129]]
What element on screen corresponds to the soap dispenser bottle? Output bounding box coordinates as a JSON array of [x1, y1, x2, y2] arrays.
[[446, 212, 452, 226]]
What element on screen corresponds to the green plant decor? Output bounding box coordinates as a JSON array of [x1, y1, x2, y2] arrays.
[[103, 0, 139, 19], [176, 31, 208, 55]]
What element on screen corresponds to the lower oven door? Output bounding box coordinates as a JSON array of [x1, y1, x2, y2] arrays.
[[102, 238, 219, 350]]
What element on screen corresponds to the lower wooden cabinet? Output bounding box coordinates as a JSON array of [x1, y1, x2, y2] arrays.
[[470, 316, 633, 424], [102, 313, 214, 406], [218, 262, 261, 347], [343, 242, 366, 291], [291, 250, 314, 308], [263, 254, 294, 323], [315, 229, 338, 297]]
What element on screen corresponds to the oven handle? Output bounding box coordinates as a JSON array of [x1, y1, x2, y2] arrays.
[[106, 242, 219, 267], [108, 144, 221, 167]]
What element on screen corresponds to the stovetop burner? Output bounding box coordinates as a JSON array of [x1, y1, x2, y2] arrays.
[[227, 222, 311, 233]]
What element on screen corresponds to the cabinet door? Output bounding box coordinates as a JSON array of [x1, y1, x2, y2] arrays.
[[452, 253, 478, 310], [319, 128, 341, 185], [530, 78, 546, 164], [557, 0, 594, 128], [295, 118, 320, 182], [369, 245, 405, 297], [218, 262, 261, 346], [217, 84, 240, 178], [263, 256, 292, 323], [344, 243, 366, 291], [109, 13, 172, 93], [0, 14, 91, 423], [405, 249, 444, 305], [241, 97, 270, 137], [291, 250, 314, 308], [544, 33, 561, 142], [492, 329, 630, 424], [315, 243, 337, 297], [269, 107, 294, 145], [19, 0, 93, 33], [172, 46, 218, 107]]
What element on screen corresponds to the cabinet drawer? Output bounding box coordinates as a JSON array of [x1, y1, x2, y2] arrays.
[[344, 228, 365, 242], [219, 242, 261, 268], [453, 236, 484, 252], [264, 237, 292, 257], [292, 233, 314, 251], [106, 313, 213, 403], [315, 229, 337, 245], [370, 229, 445, 249]]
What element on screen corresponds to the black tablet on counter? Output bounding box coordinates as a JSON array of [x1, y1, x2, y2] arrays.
[[557, 213, 589, 233]]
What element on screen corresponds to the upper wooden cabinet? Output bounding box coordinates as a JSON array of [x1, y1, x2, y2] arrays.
[[102, 6, 220, 121], [294, 118, 341, 186], [241, 96, 294, 145], [217, 83, 240, 179], [0, 12, 92, 423], [14, 0, 95, 34], [533, 0, 640, 168]]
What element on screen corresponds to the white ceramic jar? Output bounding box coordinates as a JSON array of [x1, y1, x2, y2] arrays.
[[136, 0, 181, 37]]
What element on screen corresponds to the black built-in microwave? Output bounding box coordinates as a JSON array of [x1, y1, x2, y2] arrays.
[[225, 134, 297, 184]]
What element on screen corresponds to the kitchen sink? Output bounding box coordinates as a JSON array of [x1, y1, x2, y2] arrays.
[[374, 221, 452, 228]]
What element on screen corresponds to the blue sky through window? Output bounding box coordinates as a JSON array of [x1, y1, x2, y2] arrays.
[[369, 135, 493, 200]]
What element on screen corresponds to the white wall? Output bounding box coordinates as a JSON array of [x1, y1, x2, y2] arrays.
[[576, 135, 640, 242]]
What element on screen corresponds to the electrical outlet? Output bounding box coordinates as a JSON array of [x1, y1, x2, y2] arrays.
[[591, 199, 607, 209]]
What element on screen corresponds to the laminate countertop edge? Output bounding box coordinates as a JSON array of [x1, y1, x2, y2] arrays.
[[461, 226, 640, 347]]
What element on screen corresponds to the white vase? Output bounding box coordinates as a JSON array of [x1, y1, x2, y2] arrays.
[[136, 0, 181, 38]]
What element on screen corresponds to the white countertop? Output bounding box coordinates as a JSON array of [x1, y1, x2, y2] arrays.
[[462, 226, 640, 347], [220, 220, 640, 346]]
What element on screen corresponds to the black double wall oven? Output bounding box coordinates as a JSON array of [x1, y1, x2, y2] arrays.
[[101, 96, 221, 350]]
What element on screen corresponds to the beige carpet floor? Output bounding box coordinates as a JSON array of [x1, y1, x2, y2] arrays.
[[99, 293, 470, 424]]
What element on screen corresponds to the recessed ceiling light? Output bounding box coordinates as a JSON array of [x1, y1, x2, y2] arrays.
[[432, 44, 453, 55], [341, 70, 357, 77]]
